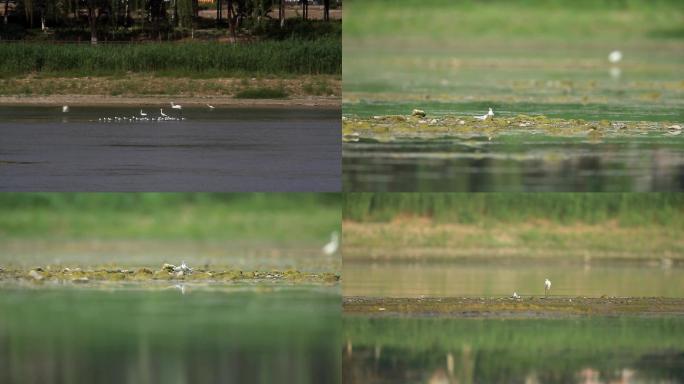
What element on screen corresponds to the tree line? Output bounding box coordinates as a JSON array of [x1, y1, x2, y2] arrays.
[[1, 0, 337, 43]]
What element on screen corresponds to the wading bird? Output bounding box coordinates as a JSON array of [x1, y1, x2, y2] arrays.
[[475, 107, 494, 121], [207, 104, 215, 110], [171, 102, 182, 110], [608, 50, 622, 63], [544, 278, 551, 297], [62, 105, 69, 113], [323, 231, 339, 255], [140, 109, 147, 117], [160, 109, 168, 118]]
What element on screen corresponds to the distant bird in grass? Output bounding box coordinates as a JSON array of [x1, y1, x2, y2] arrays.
[[323, 231, 339, 255], [475, 107, 494, 121], [544, 278, 551, 297], [206, 104, 215, 110], [512, 292, 520, 299], [608, 50, 622, 64], [62, 105, 69, 113]]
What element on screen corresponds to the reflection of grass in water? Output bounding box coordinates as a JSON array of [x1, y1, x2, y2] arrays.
[[343, 316, 684, 382], [0, 193, 340, 243], [0, 288, 340, 383]]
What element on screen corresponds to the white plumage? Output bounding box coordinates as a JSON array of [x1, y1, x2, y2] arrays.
[[323, 231, 339, 255]]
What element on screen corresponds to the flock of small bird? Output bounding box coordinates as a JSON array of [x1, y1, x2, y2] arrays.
[[60, 102, 217, 123]]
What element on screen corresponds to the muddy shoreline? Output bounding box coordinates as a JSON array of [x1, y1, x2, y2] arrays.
[[0, 266, 340, 285], [343, 296, 684, 317]]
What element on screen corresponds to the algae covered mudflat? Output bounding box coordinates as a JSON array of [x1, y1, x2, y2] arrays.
[[343, 296, 684, 317], [342, 0, 684, 192]]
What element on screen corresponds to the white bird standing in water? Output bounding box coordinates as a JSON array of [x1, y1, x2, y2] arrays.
[[323, 231, 339, 255], [544, 278, 551, 297], [608, 50, 622, 63], [160, 109, 168, 118], [171, 102, 182, 110], [140, 109, 147, 117], [206, 103, 215, 110], [62, 105, 69, 113], [475, 107, 494, 121]]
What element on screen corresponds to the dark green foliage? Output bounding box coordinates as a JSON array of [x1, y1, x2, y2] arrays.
[[0, 39, 341, 75]]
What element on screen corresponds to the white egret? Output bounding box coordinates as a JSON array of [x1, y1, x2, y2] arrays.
[[207, 104, 215, 110], [544, 278, 551, 297], [62, 105, 69, 113], [173, 261, 193, 275], [608, 50, 622, 64], [160, 109, 168, 118], [140, 109, 147, 117], [170, 102, 182, 110], [323, 231, 339, 255], [475, 107, 494, 121]]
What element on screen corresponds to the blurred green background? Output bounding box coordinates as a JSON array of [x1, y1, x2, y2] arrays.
[[0, 193, 341, 271]]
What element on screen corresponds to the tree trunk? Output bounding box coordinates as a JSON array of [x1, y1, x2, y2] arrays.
[[88, 0, 97, 45]]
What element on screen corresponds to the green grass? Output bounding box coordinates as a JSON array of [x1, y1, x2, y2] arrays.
[[343, 193, 684, 226], [0, 39, 341, 76], [0, 193, 340, 242], [235, 87, 289, 99]]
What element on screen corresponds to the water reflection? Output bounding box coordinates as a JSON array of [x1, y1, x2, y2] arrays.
[[343, 137, 684, 192], [343, 317, 684, 384], [0, 286, 340, 384]]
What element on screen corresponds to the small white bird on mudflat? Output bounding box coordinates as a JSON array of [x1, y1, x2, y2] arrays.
[[323, 231, 339, 255], [173, 261, 193, 275], [512, 292, 520, 299], [544, 278, 551, 297], [475, 107, 494, 121]]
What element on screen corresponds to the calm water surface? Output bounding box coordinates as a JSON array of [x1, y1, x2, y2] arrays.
[[0, 106, 340, 191], [343, 316, 684, 384], [344, 261, 684, 298], [0, 285, 340, 384]]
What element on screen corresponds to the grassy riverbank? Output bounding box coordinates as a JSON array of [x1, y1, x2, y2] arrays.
[[342, 193, 684, 261]]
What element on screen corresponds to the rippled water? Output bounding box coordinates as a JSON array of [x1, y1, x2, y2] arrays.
[[343, 135, 684, 191]]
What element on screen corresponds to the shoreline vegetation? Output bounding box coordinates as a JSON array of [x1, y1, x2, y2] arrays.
[[343, 297, 684, 317], [342, 194, 684, 263]]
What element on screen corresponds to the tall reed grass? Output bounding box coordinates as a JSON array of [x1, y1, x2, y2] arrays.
[[343, 193, 684, 226], [0, 39, 341, 76]]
